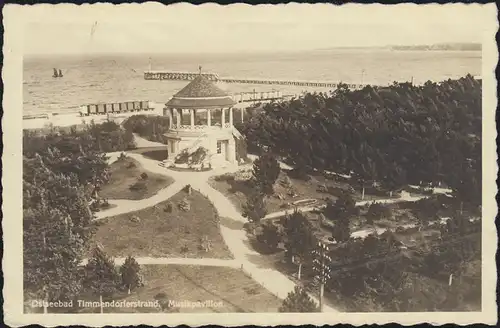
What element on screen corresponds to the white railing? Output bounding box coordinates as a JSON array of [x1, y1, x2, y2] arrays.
[[171, 124, 233, 131]]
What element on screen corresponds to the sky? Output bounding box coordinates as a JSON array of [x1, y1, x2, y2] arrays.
[[15, 3, 495, 55]]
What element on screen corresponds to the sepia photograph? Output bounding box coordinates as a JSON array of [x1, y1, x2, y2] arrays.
[[2, 2, 498, 327]]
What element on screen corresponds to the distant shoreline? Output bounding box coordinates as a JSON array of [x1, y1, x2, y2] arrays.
[[23, 44, 482, 58]]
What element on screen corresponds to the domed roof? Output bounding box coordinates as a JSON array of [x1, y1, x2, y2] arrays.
[[166, 75, 236, 109]]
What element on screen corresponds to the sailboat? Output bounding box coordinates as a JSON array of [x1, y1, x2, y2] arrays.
[[52, 68, 64, 78]]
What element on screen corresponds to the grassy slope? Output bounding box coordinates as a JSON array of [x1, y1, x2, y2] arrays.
[[93, 190, 233, 259]]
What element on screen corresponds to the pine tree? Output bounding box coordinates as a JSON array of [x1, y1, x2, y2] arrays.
[[283, 210, 317, 279], [324, 193, 357, 242], [23, 157, 93, 311], [83, 247, 120, 313], [242, 191, 268, 223], [257, 221, 281, 251], [252, 152, 281, 195], [120, 256, 142, 294], [279, 285, 319, 312]]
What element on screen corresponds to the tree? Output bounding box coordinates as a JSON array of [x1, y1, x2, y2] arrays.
[[242, 191, 268, 223], [252, 151, 281, 195], [366, 202, 392, 224], [257, 221, 282, 251], [83, 247, 120, 313], [324, 193, 357, 243], [120, 256, 142, 294], [239, 75, 481, 215], [23, 156, 94, 312], [324, 193, 358, 222], [279, 285, 319, 312], [283, 210, 317, 279], [412, 197, 442, 228]]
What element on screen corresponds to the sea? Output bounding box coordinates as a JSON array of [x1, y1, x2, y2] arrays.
[[23, 49, 481, 115]]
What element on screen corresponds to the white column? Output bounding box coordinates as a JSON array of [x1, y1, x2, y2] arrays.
[[221, 108, 226, 127], [190, 109, 195, 128], [228, 138, 236, 164], [167, 108, 173, 128], [207, 109, 211, 127], [240, 108, 244, 122], [176, 109, 181, 126], [229, 107, 233, 126]]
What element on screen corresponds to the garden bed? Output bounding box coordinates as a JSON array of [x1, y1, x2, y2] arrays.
[[99, 157, 174, 200], [92, 189, 233, 259]]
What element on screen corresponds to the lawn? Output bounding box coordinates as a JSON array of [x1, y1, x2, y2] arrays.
[[99, 156, 174, 200], [92, 189, 233, 259], [76, 265, 282, 313]]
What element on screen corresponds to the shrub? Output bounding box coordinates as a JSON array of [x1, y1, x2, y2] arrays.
[[117, 152, 128, 161], [126, 161, 137, 169], [178, 197, 191, 212], [214, 173, 235, 182], [101, 198, 111, 209], [164, 202, 173, 213], [287, 187, 298, 197], [183, 184, 192, 194], [243, 222, 258, 234], [174, 149, 190, 164], [280, 175, 293, 188], [317, 184, 329, 193], [279, 286, 319, 312], [130, 215, 141, 223], [140, 172, 149, 180], [154, 292, 170, 311], [366, 203, 393, 224], [190, 147, 208, 164]]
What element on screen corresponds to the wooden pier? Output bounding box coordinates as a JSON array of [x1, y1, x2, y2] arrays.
[[145, 71, 219, 81], [144, 71, 367, 90]]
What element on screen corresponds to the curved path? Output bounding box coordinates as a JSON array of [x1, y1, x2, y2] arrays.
[[97, 151, 339, 312], [96, 148, 438, 312]]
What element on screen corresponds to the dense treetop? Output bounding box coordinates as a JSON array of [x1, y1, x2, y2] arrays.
[[240, 75, 481, 207]]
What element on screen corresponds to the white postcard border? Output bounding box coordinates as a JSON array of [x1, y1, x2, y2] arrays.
[[2, 3, 498, 326]]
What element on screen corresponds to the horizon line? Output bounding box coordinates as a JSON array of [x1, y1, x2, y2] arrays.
[[24, 42, 483, 57]]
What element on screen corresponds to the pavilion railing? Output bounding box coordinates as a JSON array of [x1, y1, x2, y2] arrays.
[[171, 124, 233, 130]]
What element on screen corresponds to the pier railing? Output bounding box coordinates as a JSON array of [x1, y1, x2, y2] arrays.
[[144, 70, 367, 89], [144, 71, 219, 81]]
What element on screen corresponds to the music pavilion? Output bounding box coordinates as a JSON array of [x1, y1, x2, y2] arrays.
[[163, 75, 247, 169]]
